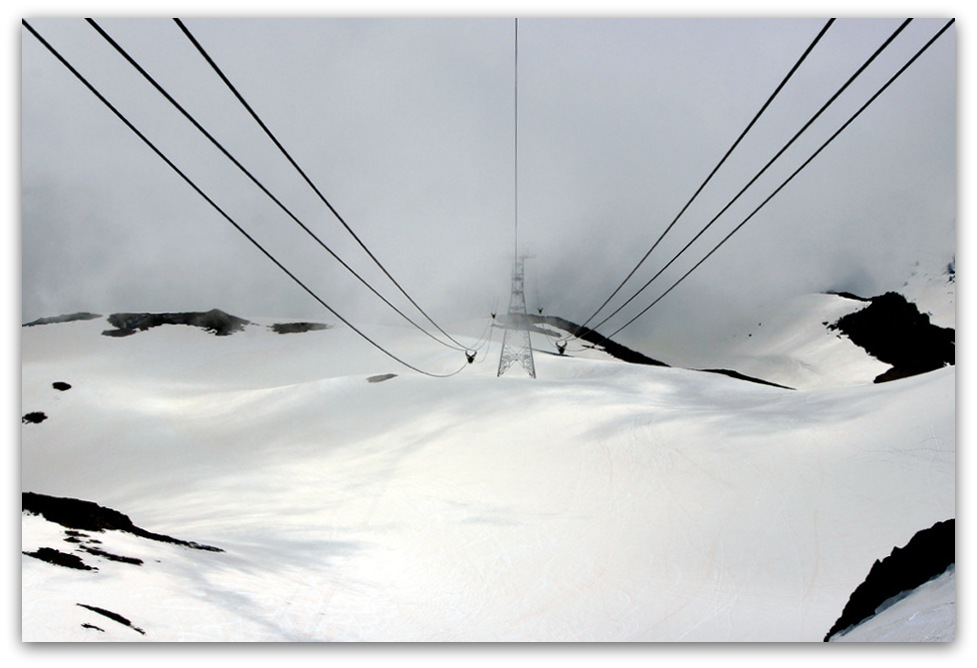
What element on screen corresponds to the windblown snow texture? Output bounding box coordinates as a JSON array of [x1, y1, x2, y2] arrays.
[[824, 519, 955, 641], [828, 292, 954, 383]]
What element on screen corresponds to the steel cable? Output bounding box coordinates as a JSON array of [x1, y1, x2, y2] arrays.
[[171, 18, 471, 351], [23, 19, 470, 378], [576, 18, 837, 332], [588, 18, 913, 336], [84, 18, 469, 354], [606, 18, 955, 340]]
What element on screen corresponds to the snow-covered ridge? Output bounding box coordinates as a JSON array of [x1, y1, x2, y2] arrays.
[[22, 305, 954, 641], [660, 260, 956, 391]]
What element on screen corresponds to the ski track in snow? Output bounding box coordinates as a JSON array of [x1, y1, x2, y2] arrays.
[[20, 307, 954, 641]]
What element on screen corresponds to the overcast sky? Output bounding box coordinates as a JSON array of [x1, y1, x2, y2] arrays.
[[19, 16, 956, 356]]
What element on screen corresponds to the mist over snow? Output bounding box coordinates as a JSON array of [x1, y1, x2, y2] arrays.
[[21, 18, 954, 352]]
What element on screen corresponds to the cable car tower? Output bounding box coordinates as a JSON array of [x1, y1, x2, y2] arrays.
[[497, 254, 536, 378], [497, 19, 535, 379]]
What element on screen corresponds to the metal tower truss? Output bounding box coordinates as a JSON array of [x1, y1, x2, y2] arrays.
[[497, 256, 536, 378]]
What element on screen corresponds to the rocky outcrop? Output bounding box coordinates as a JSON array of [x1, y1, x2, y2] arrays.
[[525, 313, 669, 367], [828, 292, 954, 383], [102, 309, 251, 337], [824, 519, 955, 641], [23, 312, 102, 327], [23, 492, 222, 552]]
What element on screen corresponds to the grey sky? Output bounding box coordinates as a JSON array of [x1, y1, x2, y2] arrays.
[[20, 17, 955, 357]]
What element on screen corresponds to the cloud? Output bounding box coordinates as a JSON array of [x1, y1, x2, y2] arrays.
[[21, 17, 955, 360]]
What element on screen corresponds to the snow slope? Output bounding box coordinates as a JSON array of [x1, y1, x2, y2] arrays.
[[683, 291, 892, 390], [830, 566, 955, 642], [671, 260, 957, 391], [21, 307, 954, 642]]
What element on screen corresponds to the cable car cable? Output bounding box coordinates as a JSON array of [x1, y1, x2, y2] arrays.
[[85, 18, 468, 353], [587, 18, 913, 336], [23, 19, 470, 379], [576, 18, 837, 331], [605, 18, 955, 340], [171, 18, 470, 351]]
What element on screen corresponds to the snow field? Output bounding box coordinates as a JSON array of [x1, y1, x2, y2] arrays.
[[21, 316, 954, 640]]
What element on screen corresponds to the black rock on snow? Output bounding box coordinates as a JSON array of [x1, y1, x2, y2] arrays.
[[828, 292, 954, 383], [23, 492, 223, 552], [23, 312, 102, 327], [102, 309, 251, 337], [824, 518, 955, 641]]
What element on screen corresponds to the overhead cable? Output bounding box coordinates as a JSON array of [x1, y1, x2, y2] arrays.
[[171, 18, 470, 351], [85, 18, 467, 353], [514, 17, 520, 263], [23, 19, 469, 378], [588, 18, 913, 335], [575, 18, 836, 332], [606, 18, 955, 340]]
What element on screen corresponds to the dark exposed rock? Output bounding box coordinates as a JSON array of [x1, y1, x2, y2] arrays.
[[23, 492, 223, 552], [828, 292, 954, 383], [825, 291, 872, 302], [23, 547, 96, 571], [526, 313, 789, 388], [52, 381, 72, 391], [271, 321, 329, 334], [22, 412, 47, 424], [79, 544, 144, 566], [824, 518, 954, 641], [525, 314, 669, 367], [77, 603, 145, 635], [23, 312, 102, 327], [102, 309, 251, 337], [697, 368, 793, 390], [367, 373, 398, 383]]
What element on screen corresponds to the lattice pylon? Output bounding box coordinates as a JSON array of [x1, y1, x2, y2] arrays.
[[497, 257, 536, 378]]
